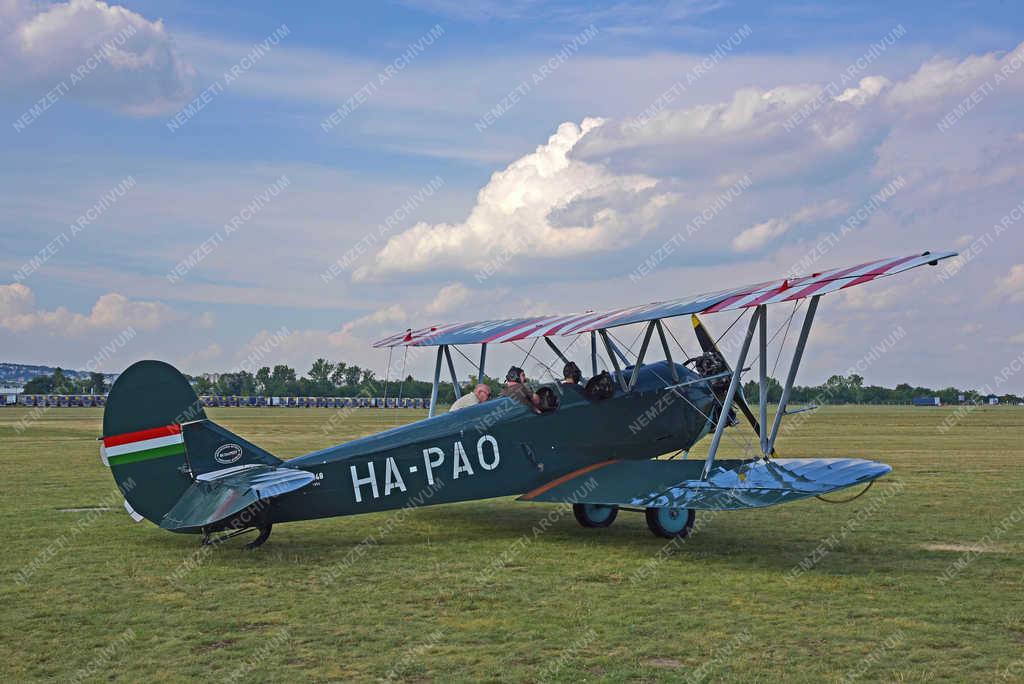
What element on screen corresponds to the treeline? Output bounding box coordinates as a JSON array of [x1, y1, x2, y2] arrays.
[[21, 363, 1022, 406], [743, 373, 1022, 405], [23, 368, 107, 395], [191, 359, 495, 404]]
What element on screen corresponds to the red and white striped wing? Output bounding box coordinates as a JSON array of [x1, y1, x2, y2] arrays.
[[373, 251, 956, 347]]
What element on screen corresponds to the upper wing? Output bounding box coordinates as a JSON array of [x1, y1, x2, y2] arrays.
[[374, 250, 956, 347], [518, 457, 892, 511]]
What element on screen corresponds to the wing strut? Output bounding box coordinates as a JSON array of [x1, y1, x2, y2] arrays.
[[627, 321, 657, 391], [544, 337, 570, 365], [598, 329, 629, 392], [766, 295, 820, 454], [701, 309, 760, 479], [759, 306, 770, 456], [428, 346, 443, 418], [655, 320, 679, 383], [700, 297, 821, 476], [443, 345, 461, 401]]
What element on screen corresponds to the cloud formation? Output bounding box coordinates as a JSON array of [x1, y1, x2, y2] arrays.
[[1, 0, 194, 115], [996, 265, 1024, 303], [0, 283, 186, 335], [576, 41, 1024, 182], [355, 118, 678, 280], [733, 199, 847, 252], [359, 40, 1024, 285]]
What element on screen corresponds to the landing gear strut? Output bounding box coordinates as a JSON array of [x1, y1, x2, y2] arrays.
[[245, 525, 273, 549], [200, 523, 273, 549]]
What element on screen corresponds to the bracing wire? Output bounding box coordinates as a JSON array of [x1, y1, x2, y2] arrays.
[[382, 346, 393, 404], [816, 480, 874, 504], [645, 363, 759, 459], [560, 333, 583, 356], [510, 341, 561, 383], [664, 321, 692, 361], [626, 326, 645, 353], [520, 338, 539, 368], [607, 330, 636, 362], [396, 346, 409, 401], [448, 344, 484, 394], [451, 344, 476, 369], [771, 300, 803, 379], [744, 300, 803, 373], [715, 310, 748, 346]]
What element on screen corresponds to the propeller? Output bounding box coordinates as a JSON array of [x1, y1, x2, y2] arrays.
[[689, 314, 776, 457]]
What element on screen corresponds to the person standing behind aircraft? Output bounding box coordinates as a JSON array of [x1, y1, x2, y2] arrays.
[[500, 366, 541, 412], [449, 383, 491, 412]]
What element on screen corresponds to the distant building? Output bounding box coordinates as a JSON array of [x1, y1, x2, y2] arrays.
[[1, 387, 23, 406], [987, 396, 1000, 405], [912, 396, 941, 407]]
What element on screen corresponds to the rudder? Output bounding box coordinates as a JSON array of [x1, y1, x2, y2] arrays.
[[102, 361, 207, 525], [102, 360, 282, 530]]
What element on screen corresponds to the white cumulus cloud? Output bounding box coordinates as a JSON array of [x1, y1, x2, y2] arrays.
[[355, 118, 679, 280], [1, 0, 194, 115], [886, 41, 1024, 107], [733, 199, 848, 252], [426, 283, 471, 314], [0, 283, 186, 335]]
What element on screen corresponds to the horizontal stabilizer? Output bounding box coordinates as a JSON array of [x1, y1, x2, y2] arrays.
[[519, 458, 891, 511], [161, 465, 315, 531]]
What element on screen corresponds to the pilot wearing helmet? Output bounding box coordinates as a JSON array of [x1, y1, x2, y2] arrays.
[[500, 366, 541, 412]]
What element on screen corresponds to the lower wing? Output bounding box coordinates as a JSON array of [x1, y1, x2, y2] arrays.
[[519, 458, 891, 511]]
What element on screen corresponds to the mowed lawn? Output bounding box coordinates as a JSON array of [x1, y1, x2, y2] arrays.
[[1, 405, 1022, 682]]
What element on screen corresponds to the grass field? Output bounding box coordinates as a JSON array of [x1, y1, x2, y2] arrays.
[[2, 404, 1022, 682]]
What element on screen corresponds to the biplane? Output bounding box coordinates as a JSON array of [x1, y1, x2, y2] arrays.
[[100, 251, 955, 547]]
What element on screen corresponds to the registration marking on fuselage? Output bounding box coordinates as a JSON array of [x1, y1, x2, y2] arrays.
[[349, 434, 501, 503]]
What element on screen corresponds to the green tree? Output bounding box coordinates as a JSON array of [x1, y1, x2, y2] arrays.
[[87, 372, 106, 394], [269, 365, 297, 396], [255, 366, 271, 394], [308, 358, 334, 392], [343, 365, 362, 388], [330, 362, 348, 389], [192, 376, 213, 395], [51, 367, 73, 393], [23, 374, 54, 394], [743, 377, 783, 404]]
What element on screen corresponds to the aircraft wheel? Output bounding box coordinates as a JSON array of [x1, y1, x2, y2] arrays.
[[645, 507, 695, 539], [573, 503, 618, 528]]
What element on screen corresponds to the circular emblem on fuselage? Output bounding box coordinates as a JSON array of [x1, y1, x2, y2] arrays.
[[214, 443, 243, 465]]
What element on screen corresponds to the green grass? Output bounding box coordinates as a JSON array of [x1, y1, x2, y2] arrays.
[[1, 405, 1022, 682]]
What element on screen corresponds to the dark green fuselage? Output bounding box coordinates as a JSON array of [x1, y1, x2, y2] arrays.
[[270, 362, 716, 524]]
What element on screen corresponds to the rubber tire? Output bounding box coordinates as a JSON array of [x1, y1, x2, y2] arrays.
[[645, 507, 695, 538], [573, 503, 619, 528]]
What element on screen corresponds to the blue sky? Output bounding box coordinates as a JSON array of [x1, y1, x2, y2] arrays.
[[2, 0, 1023, 392]]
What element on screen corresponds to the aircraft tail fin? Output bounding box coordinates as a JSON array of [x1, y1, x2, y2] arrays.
[[101, 360, 290, 530]]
